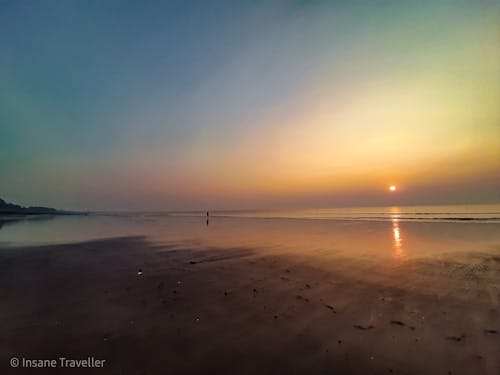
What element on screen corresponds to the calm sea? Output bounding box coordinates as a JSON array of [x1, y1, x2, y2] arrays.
[[169, 204, 500, 222]]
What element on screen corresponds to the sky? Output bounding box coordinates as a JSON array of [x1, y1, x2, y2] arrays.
[[1, 0, 499, 210]]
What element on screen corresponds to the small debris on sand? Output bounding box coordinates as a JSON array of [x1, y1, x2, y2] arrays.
[[390, 320, 416, 330], [324, 304, 336, 313], [391, 320, 405, 326], [446, 334, 465, 342], [353, 324, 374, 330]]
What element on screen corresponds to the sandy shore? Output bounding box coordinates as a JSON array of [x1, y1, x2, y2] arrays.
[[1, 235, 499, 374]]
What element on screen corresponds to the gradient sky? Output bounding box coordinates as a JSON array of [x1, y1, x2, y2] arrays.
[[1, 0, 499, 210]]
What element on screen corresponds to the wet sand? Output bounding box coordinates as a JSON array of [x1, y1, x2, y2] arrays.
[[1, 233, 499, 374]]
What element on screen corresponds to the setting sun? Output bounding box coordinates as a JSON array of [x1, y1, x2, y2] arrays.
[[389, 185, 397, 192]]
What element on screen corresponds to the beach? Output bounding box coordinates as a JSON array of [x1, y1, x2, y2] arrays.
[[1, 215, 499, 374], [3, 1, 499, 372]]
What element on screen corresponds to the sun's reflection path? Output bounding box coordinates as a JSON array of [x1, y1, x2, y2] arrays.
[[390, 207, 404, 259]]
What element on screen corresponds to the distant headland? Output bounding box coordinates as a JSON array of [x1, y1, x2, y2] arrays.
[[0, 198, 80, 215]]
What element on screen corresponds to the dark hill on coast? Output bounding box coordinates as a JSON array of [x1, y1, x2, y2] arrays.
[[0, 198, 61, 215]]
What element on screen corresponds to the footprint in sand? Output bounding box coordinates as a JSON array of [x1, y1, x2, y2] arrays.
[[391, 320, 405, 326], [390, 320, 416, 330], [324, 304, 337, 313], [353, 324, 374, 330], [446, 334, 466, 342]]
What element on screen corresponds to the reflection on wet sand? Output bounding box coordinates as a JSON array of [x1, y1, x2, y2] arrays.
[[0, 214, 499, 262], [392, 219, 404, 258], [392, 223, 404, 260], [390, 207, 404, 259]]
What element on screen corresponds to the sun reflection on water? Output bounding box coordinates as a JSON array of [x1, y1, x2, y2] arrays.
[[390, 207, 404, 259]]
